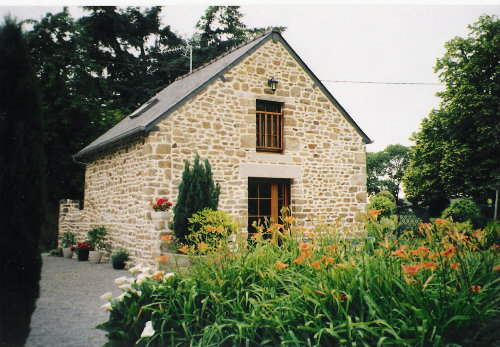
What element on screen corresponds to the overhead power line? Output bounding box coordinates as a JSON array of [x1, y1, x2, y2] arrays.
[[321, 79, 443, 86]]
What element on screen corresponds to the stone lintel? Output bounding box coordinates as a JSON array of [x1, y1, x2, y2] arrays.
[[240, 163, 301, 179], [249, 152, 292, 163]]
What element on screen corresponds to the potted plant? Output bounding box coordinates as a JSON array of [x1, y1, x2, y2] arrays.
[[150, 198, 173, 223], [110, 247, 129, 269], [59, 232, 76, 259], [71, 241, 92, 261], [87, 226, 107, 263]]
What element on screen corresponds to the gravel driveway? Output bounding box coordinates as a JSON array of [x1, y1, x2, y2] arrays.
[[25, 253, 125, 347]]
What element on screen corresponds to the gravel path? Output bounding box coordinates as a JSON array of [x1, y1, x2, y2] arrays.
[[25, 253, 125, 347]]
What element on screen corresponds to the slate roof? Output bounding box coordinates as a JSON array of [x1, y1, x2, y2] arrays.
[[74, 28, 371, 160]]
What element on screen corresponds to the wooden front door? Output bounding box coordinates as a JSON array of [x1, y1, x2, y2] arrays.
[[248, 178, 290, 238]]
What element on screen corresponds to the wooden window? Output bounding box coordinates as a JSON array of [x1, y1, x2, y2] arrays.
[[248, 178, 290, 240], [256, 100, 284, 153]]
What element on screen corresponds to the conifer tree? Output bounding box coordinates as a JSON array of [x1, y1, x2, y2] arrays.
[[173, 155, 220, 242], [0, 17, 46, 346]]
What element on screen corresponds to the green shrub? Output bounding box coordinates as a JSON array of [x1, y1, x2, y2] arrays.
[[441, 198, 481, 227], [48, 248, 63, 257], [185, 209, 238, 254], [58, 232, 75, 248], [368, 192, 396, 218], [110, 247, 129, 263], [98, 218, 500, 347], [377, 190, 396, 204], [173, 155, 220, 243], [87, 226, 108, 250]]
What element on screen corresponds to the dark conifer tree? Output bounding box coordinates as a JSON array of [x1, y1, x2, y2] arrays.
[[173, 155, 220, 242], [0, 17, 46, 346]]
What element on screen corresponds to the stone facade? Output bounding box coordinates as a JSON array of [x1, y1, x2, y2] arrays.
[[59, 38, 368, 265]]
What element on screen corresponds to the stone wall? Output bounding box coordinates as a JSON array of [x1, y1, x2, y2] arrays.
[[59, 38, 367, 265]]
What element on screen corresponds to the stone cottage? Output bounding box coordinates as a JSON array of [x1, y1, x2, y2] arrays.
[[59, 28, 371, 264]]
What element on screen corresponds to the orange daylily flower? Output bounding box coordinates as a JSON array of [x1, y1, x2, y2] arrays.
[[284, 216, 295, 223], [275, 260, 289, 270], [293, 255, 305, 265], [391, 245, 407, 258], [492, 264, 500, 272], [471, 285, 481, 293], [155, 255, 169, 263], [441, 244, 456, 258], [423, 261, 438, 271], [302, 250, 313, 259], [299, 242, 313, 252], [325, 245, 337, 253], [411, 247, 430, 257], [207, 225, 224, 234], [435, 218, 446, 226], [450, 262, 460, 271], [368, 209, 382, 220], [152, 271, 163, 280], [251, 231, 263, 240], [197, 242, 208, 252], [321, 255, 335, 265], [178, 245, 189, 254], [160, 235, 173, 243], [311, 260, 321, 270], [402, 264, 422, 276]]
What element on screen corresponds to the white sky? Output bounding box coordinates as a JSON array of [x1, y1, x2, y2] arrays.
[[2, 2, 499, 152]]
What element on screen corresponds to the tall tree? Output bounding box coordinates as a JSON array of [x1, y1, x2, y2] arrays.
[[0, 17, 46, 346], [25, 8, 124, 247], [191, 6, 276, 68], [173, 155, 221, 243], [79, 6, 186, 112], [367, 144, 410, 205], [404, 15, 500, 215]]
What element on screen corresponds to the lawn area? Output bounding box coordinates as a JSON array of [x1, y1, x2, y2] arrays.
[[97, 216, 500, 347]]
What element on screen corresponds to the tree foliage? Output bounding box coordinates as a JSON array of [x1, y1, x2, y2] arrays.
[[366, 144, 410, 204], [404, 15, 500, 213], [191, 6, 275, 67], [173, 155, 221, 242], [0, 17, 46, 346]]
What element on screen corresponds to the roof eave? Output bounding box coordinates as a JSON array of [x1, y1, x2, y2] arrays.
[[73, 126, 148, 162]]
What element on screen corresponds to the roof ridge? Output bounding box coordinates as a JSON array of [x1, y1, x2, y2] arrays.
[[174, 29, 273, 82]]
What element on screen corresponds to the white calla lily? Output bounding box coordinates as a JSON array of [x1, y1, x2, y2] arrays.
[[100, 292, 113, 301], [140, 321, 155, 337], [100, 303, 112, 311], [114, 276, 128, 285]]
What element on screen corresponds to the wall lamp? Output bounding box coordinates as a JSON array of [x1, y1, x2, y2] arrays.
[[268, 77, 278, 92]]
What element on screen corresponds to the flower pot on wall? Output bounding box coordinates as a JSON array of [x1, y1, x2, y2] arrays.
[[62, 247, 73, 259], [151, 210, 172, 222], [151, 210, 173, 230], [77, 250, 89, 261], [89, 250, 103, 263]]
